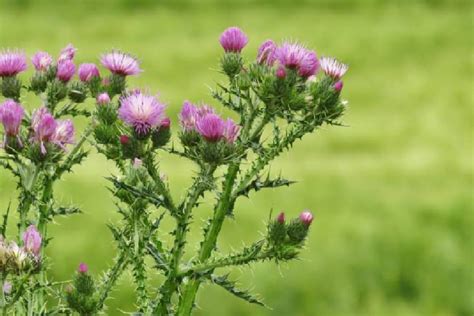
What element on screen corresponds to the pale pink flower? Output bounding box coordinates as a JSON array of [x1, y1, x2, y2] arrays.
[[101, 50, 141, 76], [31, 51, 53, 71], [257, 40, 277, 65], [78, 63, 100, 82], [223, 118, 240, 144], [58, 44, 76, 62], [52, 119, 75, 149], [31, 107, 57, 154], [118, 92, 166, 135], [22, 225, 42, 256], [319, 57, 348, 80], [299, 210, 313, 226], [97, 92, 111, 105]]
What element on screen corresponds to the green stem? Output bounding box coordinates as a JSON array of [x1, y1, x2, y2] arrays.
[[153, 165, 215, 314], [96, 251, 129, 311], [176, 163, 240, 315]]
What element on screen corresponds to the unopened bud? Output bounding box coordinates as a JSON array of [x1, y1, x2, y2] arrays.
[[78, 262, 88, 273]]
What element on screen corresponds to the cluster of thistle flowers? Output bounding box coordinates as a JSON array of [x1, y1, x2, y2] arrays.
[[220, 27, 348, 121], [0, 99, 75, 160], [268, 211, 314, 252], [0, 226, 42, 279]]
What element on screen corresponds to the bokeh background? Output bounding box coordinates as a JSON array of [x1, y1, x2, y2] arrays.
[[0, 0, 472, 315]]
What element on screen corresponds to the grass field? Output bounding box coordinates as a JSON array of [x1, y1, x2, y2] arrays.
[[0, 1, 472, 315]]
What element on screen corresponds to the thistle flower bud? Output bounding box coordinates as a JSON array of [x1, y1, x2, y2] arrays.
[[52, 119, 75, 150], [223, 118, 240, 144], [56, 60, 76, 82], [78, 262, 88, 273], [132, 158, 143, 168], [299, 210, 313, 226], [333, 80, 343, 92], [151, 117, 171, 148], [97, 92, 110, 105], [22, 225, 42, 256], [219, 27, 248, 53], [120, 134, 130, 145], [276, 67, 286, 79], [78, 63, 100, 82], [277, 212, 285, 224], [32, 51, 53, 72], [30, 72, 48, 93]]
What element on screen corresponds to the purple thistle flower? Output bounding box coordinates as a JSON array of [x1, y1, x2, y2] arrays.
[[179, 101, 198, 131], [223, 118, 240, 144], [334, 80, 343, 92], [276, 42, 319, 78], [0, 99, 24, 137], [22, 225, 42, 256], [119, 92, 166, 135], [319, 57, 348, 80], [97, 92, 111, 105], [196, 113, 225, 142], [78, 63, 100, 82], [31, 51, 53, 71], [257, 40, 277, 65], [219, 27, 248, 53], [56, 60, 76, 82], [101, 50, 141, 76], [52, 119, 75, 149], [0, 49, 27, 77], [58, 44, 76, 62], [299, 210, 314, 226], [31, 107, 57, 155], [161, 117, 171, 128], [78, 262, 88, 273]]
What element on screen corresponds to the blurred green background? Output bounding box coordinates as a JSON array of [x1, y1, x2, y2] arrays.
[[0, 0, 472, 315]]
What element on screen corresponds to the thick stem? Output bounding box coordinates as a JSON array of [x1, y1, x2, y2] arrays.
[[176, 163, 240, 315], [153, 165, 215, 314]]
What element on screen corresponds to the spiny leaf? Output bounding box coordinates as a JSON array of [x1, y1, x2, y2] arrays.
[[1, 201, 11, 236], [51, 206, 81, 217], [206, 274, 269, 308], [236, 173, 296, 198]]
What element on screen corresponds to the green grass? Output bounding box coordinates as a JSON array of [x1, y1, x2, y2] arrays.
[[0, 1, 473, 315]]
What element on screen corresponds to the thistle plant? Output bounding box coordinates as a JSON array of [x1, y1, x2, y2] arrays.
[[0, 26, 349, 315]]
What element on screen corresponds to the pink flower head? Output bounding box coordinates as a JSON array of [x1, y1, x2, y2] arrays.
[[78, 63, 100, 82], [58, 44, 76, 62], [31, 107, 57, 154], [97, 92, 111, 105], [219, 27, 248, 53], [101, 50, 141, 76], [52, 119, 75, 149], [78, 262, 88, 273], [277, 212, 285, 224], [276, 42, 319, 78], [179, 101, 215, 132], [31, 51, 53, 71], [56, 60, 76, 82], [22, 225, 42, 256], [334, 80, 343, 92], [223, 118, 240, 144], [196, 113, 225, 142], [0, 49, 27, 77], [119, 92, 166, 135], [299, 210, 313, 226], [257, 40, 277, 65], [319, 57, 348, 80], [0, 99, 24, 136]]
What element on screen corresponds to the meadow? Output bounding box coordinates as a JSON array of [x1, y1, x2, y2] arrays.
[[0, 1, 472, 315]]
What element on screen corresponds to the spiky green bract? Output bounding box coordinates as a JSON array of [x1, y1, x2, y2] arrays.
[[66, 271, 99, 316], [1, 76, 22, 101], [221, 53, 243, 78]]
